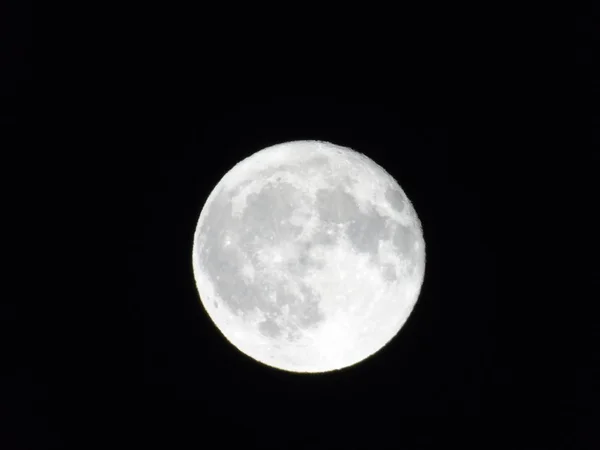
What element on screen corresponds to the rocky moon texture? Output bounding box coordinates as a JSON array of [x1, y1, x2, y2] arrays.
[[192, 141, 425, 373]]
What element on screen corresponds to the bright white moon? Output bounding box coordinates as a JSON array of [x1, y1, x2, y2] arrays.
[[192, 140, 425, 373]]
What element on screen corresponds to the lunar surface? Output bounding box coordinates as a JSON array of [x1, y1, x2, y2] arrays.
[[192, 140, 425, 373]]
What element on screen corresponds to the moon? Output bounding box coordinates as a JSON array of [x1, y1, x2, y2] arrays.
[[192, 140, 425, 373]]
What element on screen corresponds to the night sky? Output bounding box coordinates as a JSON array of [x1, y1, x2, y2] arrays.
[[6, 5, 595, 449]]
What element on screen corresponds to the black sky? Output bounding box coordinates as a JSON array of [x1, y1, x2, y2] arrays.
[[114, 76, 581, 448], [5, 5, 596, 449]]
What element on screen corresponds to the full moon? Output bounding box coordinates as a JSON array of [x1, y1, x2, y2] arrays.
[[192, 140, 425, 373]]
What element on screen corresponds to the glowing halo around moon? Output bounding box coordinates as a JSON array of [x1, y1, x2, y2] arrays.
[[192, 140, 425, 373]]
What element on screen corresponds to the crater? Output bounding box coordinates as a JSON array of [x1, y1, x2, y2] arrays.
[[258, 319, 282, 338], [385, 186, 406, 213]]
